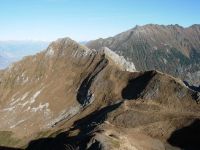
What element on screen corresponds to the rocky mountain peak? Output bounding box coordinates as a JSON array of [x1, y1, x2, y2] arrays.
[[189, 24, 200, 29], [0, 37, 199, 150], [45, 37, 92, 58]]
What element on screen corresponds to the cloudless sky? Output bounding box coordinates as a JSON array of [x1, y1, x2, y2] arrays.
[[0, 0, 200, 41]]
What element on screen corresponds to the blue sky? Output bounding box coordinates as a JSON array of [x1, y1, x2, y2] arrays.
[[0, 0, 199, 41]]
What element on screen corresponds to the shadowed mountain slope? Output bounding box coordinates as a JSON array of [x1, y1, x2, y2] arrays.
[[0, 38, 199, 150]]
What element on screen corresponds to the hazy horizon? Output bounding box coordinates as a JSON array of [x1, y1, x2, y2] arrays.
[[0, 23, 199, 42], [1, 0, 200, 41]]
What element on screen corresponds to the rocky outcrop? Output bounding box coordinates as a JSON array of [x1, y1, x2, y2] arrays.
[[99, 47, 136, 72]]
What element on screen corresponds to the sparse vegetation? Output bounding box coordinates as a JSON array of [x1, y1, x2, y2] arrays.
[[0, 131, 20, 147]]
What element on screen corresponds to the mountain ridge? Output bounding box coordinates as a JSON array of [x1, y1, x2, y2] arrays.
[[86, 24, 200, 86], [0, 37, 199, 150]]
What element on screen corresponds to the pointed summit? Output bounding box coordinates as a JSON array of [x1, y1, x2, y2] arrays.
[[45, 37, 92, 58]]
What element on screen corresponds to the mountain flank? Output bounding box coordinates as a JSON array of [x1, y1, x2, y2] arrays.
[[0, 38, 199, 150], [87, 24, 200, 87]]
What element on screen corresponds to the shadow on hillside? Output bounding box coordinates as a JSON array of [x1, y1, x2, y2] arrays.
[[184, 81, 200, 92], [73, 102, 122, 134], [77, 58, 108, 106], [0, 147, 22, 150], [25, 132, 76, 150], [25, 103, 122, 150], [168, 119, 200, 150], [122, 71, 155, 99]]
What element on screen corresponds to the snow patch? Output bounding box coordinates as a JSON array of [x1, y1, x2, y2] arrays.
[[2, 106, 15, 112], [21, 101, 30, 107], [31, 103, 49, 112], [10, 89, 43, 108], [10, 97, 21, 106], [30, 90, 42, 104], [10, 119, 25, 129], [10, 92, 29, 106]]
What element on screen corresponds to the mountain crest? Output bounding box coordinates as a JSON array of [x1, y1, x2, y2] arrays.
[[45, 37, 92, 58]]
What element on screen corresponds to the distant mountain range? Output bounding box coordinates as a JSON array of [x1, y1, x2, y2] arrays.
[[87, 24, 200, 86], [0, 41, 49, 69]]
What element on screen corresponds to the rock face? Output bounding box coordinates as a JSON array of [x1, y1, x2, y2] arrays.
[[0, 38, 199, 150], [86, 24, 200, 86], [99, 47, 136, 72]]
